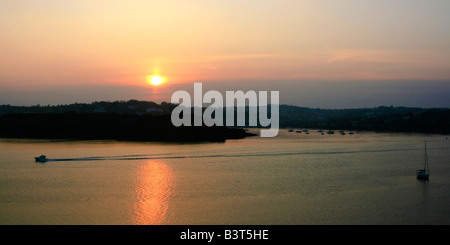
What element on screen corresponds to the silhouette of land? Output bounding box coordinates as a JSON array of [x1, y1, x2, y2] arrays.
[[279, 105, 450, 134], [0, 113, 254, 142], [0, 100, 449, 142]]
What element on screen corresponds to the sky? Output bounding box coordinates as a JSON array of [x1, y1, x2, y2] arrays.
[[1, 0, 449, 108]]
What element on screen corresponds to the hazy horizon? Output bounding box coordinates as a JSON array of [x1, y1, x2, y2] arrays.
[[1, 79, 449, 109]]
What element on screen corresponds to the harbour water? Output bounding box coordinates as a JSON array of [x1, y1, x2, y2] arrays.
[[1, 130, 449, 225]]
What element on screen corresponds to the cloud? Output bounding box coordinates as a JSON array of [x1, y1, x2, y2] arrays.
[[321, 49, 450, 80], [326, 49, 393, 64], [211, 54, 282, 61], [201, 64, 218, 71]]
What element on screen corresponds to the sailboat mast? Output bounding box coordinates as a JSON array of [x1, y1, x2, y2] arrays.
[[424, 141, 429, 173]]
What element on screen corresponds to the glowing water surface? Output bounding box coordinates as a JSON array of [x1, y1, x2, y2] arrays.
[[0, 130, 449, 224]]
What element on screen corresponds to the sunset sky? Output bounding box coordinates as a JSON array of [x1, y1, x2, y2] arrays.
[[1, 0, 449, 108]]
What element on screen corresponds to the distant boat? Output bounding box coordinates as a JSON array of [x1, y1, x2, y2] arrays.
[[327, 130, 334, 135], [35, 155, 48, 163], [288, 129, 294, 132], [416, 141, 430, 180]]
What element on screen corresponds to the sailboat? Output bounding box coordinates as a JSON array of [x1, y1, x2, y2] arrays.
[[416, 141, 430, 180]]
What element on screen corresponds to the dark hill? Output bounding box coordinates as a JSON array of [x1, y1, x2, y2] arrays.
[[1, 100, 449, 137], [0, 113, 254, 142]]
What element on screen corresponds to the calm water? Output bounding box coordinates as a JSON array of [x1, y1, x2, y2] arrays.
[[1, 130, 449, 225]]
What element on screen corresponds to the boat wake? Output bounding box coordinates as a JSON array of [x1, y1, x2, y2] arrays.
[[38, 146, 449, 163]]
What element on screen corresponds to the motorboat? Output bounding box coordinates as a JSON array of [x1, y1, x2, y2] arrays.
[[35, 155, 48, 163]]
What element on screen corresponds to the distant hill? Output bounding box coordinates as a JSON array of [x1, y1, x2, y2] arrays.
[[278, 105, 450, 134], [0, 100, 176, 116], [1, 100, 449, 135]]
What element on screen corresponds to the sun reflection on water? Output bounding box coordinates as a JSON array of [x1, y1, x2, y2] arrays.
[[133, 160, 175, 225]]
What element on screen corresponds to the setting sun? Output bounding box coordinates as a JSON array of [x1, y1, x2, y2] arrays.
[[147, 76, 164, 86]]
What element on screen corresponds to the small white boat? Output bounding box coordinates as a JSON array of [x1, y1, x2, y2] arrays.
[[35, 155, 48, 163], [416, 142, 430, 180]]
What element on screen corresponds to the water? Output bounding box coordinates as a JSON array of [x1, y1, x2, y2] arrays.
[[0, 130, 449, 225]]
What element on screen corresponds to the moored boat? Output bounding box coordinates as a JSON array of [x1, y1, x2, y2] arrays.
[[416, 141, 430, 180]]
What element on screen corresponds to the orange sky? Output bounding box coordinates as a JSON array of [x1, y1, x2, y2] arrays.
[[1, 0, 449, 107]]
